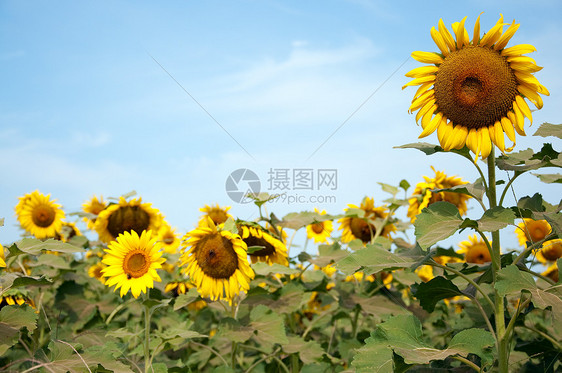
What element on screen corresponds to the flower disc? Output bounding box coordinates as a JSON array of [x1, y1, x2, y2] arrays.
[[16, 191, 65, 239]]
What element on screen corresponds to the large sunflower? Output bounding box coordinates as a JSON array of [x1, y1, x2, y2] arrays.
[[458, 234, 492, 264], [16, 191, 65, 239], [239, 224, 289, 266], [338, 197, 396, 243], [306, 208, 334, 244], [408, 167, 471, 222], [82, 195, 107, 230], [94, 197, 163, 243], [180, 219, 254, 304], [198, 204, 232, 227], [404, 14, 549, 161], [101, 230, 165, 298]]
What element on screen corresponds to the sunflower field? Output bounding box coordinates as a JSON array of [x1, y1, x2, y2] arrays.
[[1, 14, 562, 373]]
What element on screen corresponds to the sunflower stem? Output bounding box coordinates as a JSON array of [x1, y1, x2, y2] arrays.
[[143, 294, 151, 373], [487, 150, 508, 373]]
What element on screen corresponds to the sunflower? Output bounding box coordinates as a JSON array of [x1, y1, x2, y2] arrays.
[[306, 208, 334, 243], [88, 262, 106, 284], [199, 204, 232, 227], [344, 271, 375, 283], [94, 197, 164, 243], [515, 218, 551, 246], [158, 223, 181, 254], [180, 219, 254, 304], [55, 222, 82, 242], [0, 291, 36, 310], [407, 167, 470, 222], [542, 262, 559, 283], [404, 14, 549, 161], [16, 191, 65, 239], [538, 239, 562, 263], [239, 224, 289, 266], [338, 197, 396, 243], [458, 234, 492, 264], [101, 230, 165, 298], [82, 195, 107, 230], [415, 265, 434, 282], [0, 244, 5, 268]]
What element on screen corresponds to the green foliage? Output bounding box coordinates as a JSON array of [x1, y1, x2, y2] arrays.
[[414, 202, 462, 249]]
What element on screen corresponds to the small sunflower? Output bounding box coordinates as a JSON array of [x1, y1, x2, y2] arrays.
[[306, 208, 334, 244], [542, 262, 559, 283], [338, 197, 396, 243], [538, 239, 562, 263], [101, 230, 165, 298], [458, 235, 492, 264], [16, 191, 65, 239], [88, 262, 106, 284], [95, 197, 164, 243], [415, 265, 434, 282], [180, 219, 254, 304], [55, 222, 82, 242], [82, 195, 107, 230], [344, 271, 375, 283], [158, 223, 181, 254], [0, 244, 6, 268], [404, 14, 549, 161], [199, 204, 232, 227], [407, 167, 471, 222], [239, 224, 289, 266], [515, 218, 551, 246]]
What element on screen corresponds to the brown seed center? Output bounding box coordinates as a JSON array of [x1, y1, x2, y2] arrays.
[[107, 206, 150, 239], [434, 46, 518, 130], [243, 233, 276, 257], [311, 223, 325, 234], [349, 218, 375, 243], [195, 234, 239, 279], [123, 251, 150, 278], [32, 204, 56, 227]]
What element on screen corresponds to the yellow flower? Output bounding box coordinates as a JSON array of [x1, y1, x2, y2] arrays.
[[164, 281, 208, 310], [101, 230, 165, 298], [404, 14, 549, 161], [94, 197, 164, 243], [55, 222, 82, 242], [15, 191, 65, 239], [239, 224, 289, 266], [180, 219, 255, 304], [82, 195, 107, 230], [199, 204, 232, 227], [338, 197, 396, 243], [306, 208, 333, 244], [542, 262, 559, 283], [344, 271, 375, 283], [158, 223, 181, 254], [407, 167, 470, 222], [415, 265, 434, 282], [515, 219, 551, 246], [0, 291, 36, 310], [88, 262, 106, 284], [0, 244, 5, 268], [538, 239, 562, 263], [458, 235, 492, 264]]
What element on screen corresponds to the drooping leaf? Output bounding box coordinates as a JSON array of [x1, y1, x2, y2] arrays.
[[283, 336, 325, 364], [0, 305, 38, 355], [495, 265, 537, 296], [478, 207, 516, 232], [532, 173, 562, 184], [337, 243, 422, 275], [411, 276, 464, 312], [249, 305, 289, 350], [434, 178, 485, 201], [517, 193, 545, 212], [414, 202, 463, 249], [14, 238, 85, 255], [533, 123, 562, 139]]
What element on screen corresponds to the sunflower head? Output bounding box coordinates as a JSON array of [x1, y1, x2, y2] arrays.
[[306, 208, 334, 244], [95, 197, 164, 243], [180, 219, 255, 304], [338, 197, 396, 243], [15, 191, 65, 239], [539, 239, 562, 262], [515, 219, 552, 246], [101, 230, 165, 298], [542, 262, 559, 283], [458, 234, 492, 264], [199, 204, 232, 227], [82, 195, 107, 230], [55, 222, 82, 242], [88, 262, 106, 284], [415, 265, 434, 282], [158, 223, 181, 254], [408, 167, 471, 222], [0, 290, 36, 310], [0, 245, 5, 268], [239, 223, 289, 266], [404, 14, 549, 161]]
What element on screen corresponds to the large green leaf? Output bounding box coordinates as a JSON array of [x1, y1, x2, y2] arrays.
[[280, 211, 339, 230], [495, 265, 537, 297], [411, 276, 464, 312], [14, 238, 85, 255], [217, 318, 253, 343], [336, 243, 421, 275], [249, 305, 289, 350], [283, 336, 325, 364], [414, 202, 463, 249], [478, 207, 516, 232], [532, 173, 562, 184], [0, 305, 38, 355]]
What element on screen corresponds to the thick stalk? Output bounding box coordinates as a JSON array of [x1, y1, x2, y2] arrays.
[[143, 298, 151, 373], [487, 150, 508, 372]]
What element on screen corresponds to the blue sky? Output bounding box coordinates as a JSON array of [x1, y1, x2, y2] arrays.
[[1, 0, 561, 253]]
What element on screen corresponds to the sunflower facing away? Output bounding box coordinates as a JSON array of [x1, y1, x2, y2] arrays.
[[199, 204, 233, 227], [16, 191, 65, 239], [101, 230, 165, 298], [239, 224, 289, 266], [338, 197, 396, 243], [306, 208, 334, 244], [180, 219, 255, 304], [458, 234, 492, 264], [404, 14, 549, 161], [408, 167, 471, 222], [82, 195, 107, 230], [95, 197, 164, 243]]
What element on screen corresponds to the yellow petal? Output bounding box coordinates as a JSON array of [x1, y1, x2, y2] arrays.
[[507, 111, 525, 136], [472, 13, 483, 45], [512, 102, 525, 131], [408, 89, 434, 113], [430, 26, 449, 55], [479, 21, 506, 47], [411, 51, 443, 64], [501, 116, 516, 142], [507, 55, 537, 65], [416, 99, 436, 124], [450, 125, 468, 149], [501, 44, 537, 56], [466, 129, 480, 160], [419, 112, 442, 138], [438, 119, 454, 150], [413, 83, 433, 100], [421, 104, 438, 128], [514, 71, 543, 89], [479, 127, 492, 159], [405, 65, 439, 78], [494, 21, 520, 50], [509, 61, 543, 73], [493, 121, 506, 152], [537, 84, 550, 96], [454, 16, 469, 49], [438, 18, 456, 51], [402, 75, 436, 89], [518, 84, 543, 110], [515, 95, 533, 124]]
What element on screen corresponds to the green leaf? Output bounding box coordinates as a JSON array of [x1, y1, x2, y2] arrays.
[[478, 207, 516, 232], [142, 298, 171, 311], [280, 211, 338, 230], [531, 211, 562, 237], [337, 243, 422, 275], [497, 148, 547, 171], [14, 237, 85, 255], [399, 179, 410, 192], [350, 295, 409, 321], [414, 202, 463, 249], [249, 305, 289, 350], [395, 142, 443, 155], [351, 339, 394, 372], [217, 317, 253, 343], [247, 245, 266, 254], [517, 193, 545, 212], [157, 325, 207, 341], [30, 253, 71, 269], [378, 182, 399, 196], [532, 173, 562, 184], [495, 265, 537, 297], [411, 276, 464, 312], [435, 178, 485, 202], [311, 242, 349, 268], [173, 288, 203, 311], [447, 328, 496, 365], [251, 262, 299, 276], [0, 305, 38, 355], [283, 336, 325, 364], [533, 122, 562, 139], [221, 217, 238, 234], [0, 273, 52, 293]]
